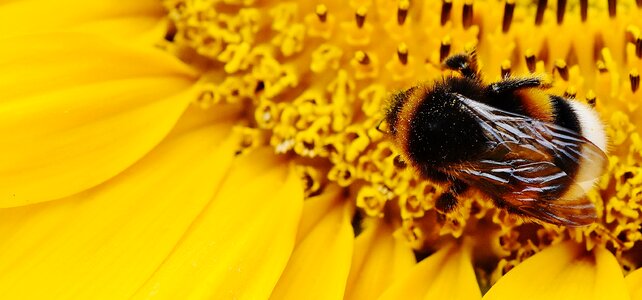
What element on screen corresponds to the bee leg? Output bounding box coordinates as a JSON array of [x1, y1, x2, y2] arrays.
[[442, 50, 479, 80], [435, 180, 469, 213], [488, 77, 551, 94]]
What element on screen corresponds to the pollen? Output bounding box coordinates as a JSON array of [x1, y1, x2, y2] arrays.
[[165, 0, 642, 287]]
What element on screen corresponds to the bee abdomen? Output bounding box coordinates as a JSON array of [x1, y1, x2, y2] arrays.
[[548, 95, 607, 199]]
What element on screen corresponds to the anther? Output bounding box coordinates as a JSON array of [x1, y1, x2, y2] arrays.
[[462, 0, 473, 29], [501, 60, 511, 78], [608, 0, 616, 18], [556, 0, 567, 25], [397, 43, 409, 65], [525, 49, 536, 73], [315, 4, 328, 22], [586, 90, 597, 107], [535, 0, 547, 25], [636, 38, 642, 58], [638, 0, 642, 8], [580, 0, 588, 22], [631, 69, 640, 93], [355, 7, 367, 28], [554, 59, 569, 80], [502, 0, 515, 33], [440, 36, 452, 62], [398, 0, 410, 25], [356, 51, 370, 65], [441, 0, 453, 25]]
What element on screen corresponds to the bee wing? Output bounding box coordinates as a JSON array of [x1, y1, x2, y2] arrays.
[[453, 147, 597, 226], [451, 94, 607, 226]]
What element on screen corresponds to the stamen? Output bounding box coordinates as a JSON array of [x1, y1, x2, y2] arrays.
[[596, 60, 608, 73], [397, 43, 409, 65], [535, 0, 547, 25], [441, 0, 453, 25], [502, 0, 515, 33], [295, 166, 322, 197], [255, 100, 278, 128], [393, 155, 407, 169], [608, 0, 616, 18], [355, 6, 367, 28], [255, 81, 265, 94], [557, 0, 566, 25], [356, 51, 370, 65], [586, 90, 597, 107], [462, 0, 473, 29], [554, 59, 569, 80], [440, 36, 452, 62], [563, 86, 576, 98], [352, 52, 378, 79], [501, 59, 511, 78], [164, 22, 177, 42], [525, 49, 536, 73], [636, 37, 642, 58], [631, 69, 640, 93], [398, 0, 410, 26], [580, 0, 588, 22], [196, 88, 215, 108], [315, 4, 327, 22], [329, 162, 356, 187]]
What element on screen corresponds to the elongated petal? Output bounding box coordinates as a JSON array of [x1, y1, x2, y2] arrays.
[[0, 121, 237, 298], [0, 0, 165, 40], [378, 242, 481, 300], [270, 187, 354, 300], [133, 148, 304, 299], [484, 242, 629, 300], [0, 33, 197, 206], [344, 221, 416, 300], [626, 267, 642, 300]]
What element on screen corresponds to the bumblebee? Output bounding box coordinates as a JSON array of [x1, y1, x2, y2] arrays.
[[384, 51, 608, 226]]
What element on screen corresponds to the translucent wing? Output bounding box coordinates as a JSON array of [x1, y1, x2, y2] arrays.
[[448, 94, 607, 226]]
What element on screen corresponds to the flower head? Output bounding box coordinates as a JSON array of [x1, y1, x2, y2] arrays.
[[2, 0, 642, 298]]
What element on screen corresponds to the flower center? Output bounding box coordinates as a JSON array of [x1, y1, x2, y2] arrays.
[[163, 0, 642, 281]]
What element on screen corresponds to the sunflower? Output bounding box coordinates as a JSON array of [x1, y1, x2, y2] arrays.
[[1, 0, 642, 299]]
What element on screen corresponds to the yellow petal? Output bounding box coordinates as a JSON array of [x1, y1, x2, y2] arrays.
[[270, 187, 354, 300], [484, 242, 629, 300], [133, 148, 304, 299], [344, 221, 416, 300], [0, 33, 197, 207], [0, 0, 165, 41], [626, 267, 642, 300], [294, 185, 343, 244], [379, 241, 481, 300], [0, 121, 237, 298]]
